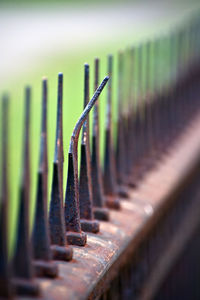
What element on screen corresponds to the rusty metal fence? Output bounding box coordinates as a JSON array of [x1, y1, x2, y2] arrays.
[[1, 12, 200, 300]]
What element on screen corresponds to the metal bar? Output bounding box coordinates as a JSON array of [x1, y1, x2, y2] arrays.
[[103, 55, 121, 210], [13, 87, 40, 295], [79, 64, 100, 233], [92, 58, 110, 221], [49, 73, 73, 261], [32, 78, 59, 278], [115, 51, 129, 198], [0, 95, 13, 299], [64, 75, 109, 245]]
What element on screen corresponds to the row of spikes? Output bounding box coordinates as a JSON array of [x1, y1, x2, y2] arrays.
[[0, 14, 200, 298], [114, 20, 200, 187], [1, 54, 200, 298], [0, 69, 109, 297]]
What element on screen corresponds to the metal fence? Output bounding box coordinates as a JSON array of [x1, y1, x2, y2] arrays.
[[0, 12, 200, 300]]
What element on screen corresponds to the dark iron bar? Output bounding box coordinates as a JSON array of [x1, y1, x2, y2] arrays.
[[92, 58, 110, 221], [125, 47, 135, 187], [12, 87, 40, 296], [49, 73, 73, 261], [103, 55, 121, 210], [32, 78, 59, 278], [115, 51, 129, 198], [79, 64, 100, 233], [64, 75, 109, 245], [0, 95, 13, 299]]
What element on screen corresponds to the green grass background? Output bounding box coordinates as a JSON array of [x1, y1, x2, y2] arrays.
[[0, 1, 199, 254]]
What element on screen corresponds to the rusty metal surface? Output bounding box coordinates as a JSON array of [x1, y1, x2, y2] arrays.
[[1, 13, 199, 300], [64, 76, 109, 246], [79, 64, 100, 234], [103, 55, 121, 210], [16, 112, 200, 300], [92, 58, 110, 222], [140, 188, 200, 300], [49, 73, 73, 262]]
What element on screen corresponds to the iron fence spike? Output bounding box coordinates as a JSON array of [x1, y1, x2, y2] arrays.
[[32, 78, 58, 278], [103, 54, 121, 210], [49, 73, 73, 261], [79, 64, 100, 233], [0, 94, 14, 299], [13, 86, 40, 296], [115, 51, 129, 198], [65, 75, 109, 245], [92, 58, 110, 221]]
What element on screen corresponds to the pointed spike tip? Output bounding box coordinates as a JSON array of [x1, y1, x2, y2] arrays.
[[58, 73, 63, 89], [108, 54, 113, 65], [84, 63, 89, 79], [2, 93, 9, 102], [58, 72, 63, 82], [69, 75, 109, 154], [104, 76, 109, 82], [25, 85, 31, 92], [108, 55, 113, 73], [42, 76, 47, 82], [58, 73, 63, 83]]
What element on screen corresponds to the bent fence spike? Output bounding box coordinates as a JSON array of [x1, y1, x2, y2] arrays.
[[92, 58, 110, 221], [65, 75, 109, 245], [0, 95, 14, 299], [32, 78, 58, 278], [79, 64, 100, 233], [103, 55, 121, 210], [49, 73, 73, 261], [12, 87, 40, 296]]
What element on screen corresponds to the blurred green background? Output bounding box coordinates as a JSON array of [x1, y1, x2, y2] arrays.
[[0, 0, 199, 254]]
